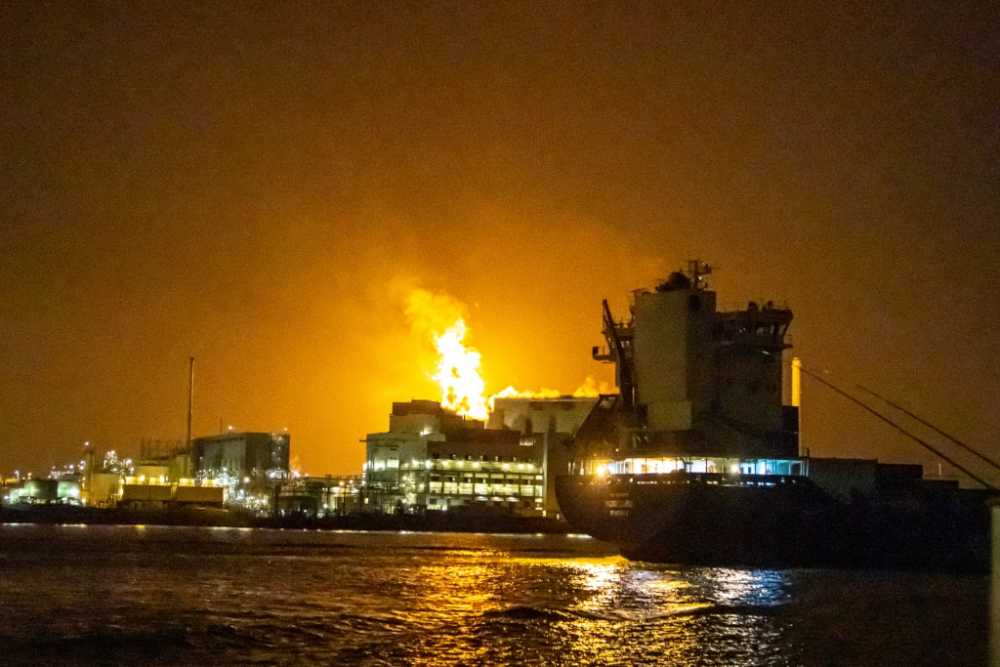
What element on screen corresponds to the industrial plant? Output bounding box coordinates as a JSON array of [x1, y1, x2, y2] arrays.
[[0, 395, 597, 523], [362, 396, 595, 518], [1, 286, 604, 525], [3, 263, 993, 567]]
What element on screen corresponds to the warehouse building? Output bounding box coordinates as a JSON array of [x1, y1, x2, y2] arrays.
[[190, 431, 290, 511], [193, 431, 290, 483]]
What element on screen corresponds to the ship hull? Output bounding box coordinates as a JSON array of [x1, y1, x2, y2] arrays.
[[556, 473, 991, 572]]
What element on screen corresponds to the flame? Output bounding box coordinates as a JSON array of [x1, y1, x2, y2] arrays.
[[406, 288, 616, 420], [406, 289, 489, 420], [572, 376, 612, 397], [494, 386, 563, 399], [431, 319, 489, 419], [487, 377, 613, 408], [488, 385, 561, 410]]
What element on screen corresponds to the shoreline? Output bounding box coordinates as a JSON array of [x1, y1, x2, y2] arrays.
[[0, 505, 572, 535]]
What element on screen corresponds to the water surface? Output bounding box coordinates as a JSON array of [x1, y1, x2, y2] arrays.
[[0, 524, 986, 666]]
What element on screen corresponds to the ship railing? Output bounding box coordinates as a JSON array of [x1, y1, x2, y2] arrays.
[[716, 301, 792, 314]]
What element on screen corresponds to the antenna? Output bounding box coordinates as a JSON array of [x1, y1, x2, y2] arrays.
[[187, 356, 194, 454], [685, 260, 712, 290]]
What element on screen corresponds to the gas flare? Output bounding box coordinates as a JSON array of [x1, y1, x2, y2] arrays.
[[406, 288, 616, 420], [431, 318, 489, 420], [487, 377, 612, 408], [406, 288, 489, 420], [488, 385, 561, 410], [572, 376, 612, 397]]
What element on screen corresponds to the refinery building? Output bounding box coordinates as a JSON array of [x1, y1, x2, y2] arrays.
[[363, 396, 596, 517]]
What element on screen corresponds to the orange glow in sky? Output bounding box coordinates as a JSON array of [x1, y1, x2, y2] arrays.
[[408, 287, 612, 420], [2, 3, 997, 479]]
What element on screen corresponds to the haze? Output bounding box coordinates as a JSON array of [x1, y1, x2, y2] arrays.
[[2, 2, 998, 482]]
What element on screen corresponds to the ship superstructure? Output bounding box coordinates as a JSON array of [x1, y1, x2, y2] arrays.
[[556, 261, 992, 571], [577, 260, 801, 478]]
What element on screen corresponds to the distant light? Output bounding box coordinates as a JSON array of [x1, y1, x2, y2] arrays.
[[596, 464, 608, 477], [731, 465, 740, 474]]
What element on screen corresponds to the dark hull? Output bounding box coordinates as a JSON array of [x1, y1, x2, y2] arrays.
[[555, 473, 992, 572]]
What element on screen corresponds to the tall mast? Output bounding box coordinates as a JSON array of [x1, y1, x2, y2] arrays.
[[187, 357, 194, 454]]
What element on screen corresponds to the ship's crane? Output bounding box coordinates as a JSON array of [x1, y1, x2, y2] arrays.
[[593, 299, 635, 409]]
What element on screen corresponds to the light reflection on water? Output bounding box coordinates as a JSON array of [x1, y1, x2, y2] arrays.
[[0, 524, 986, 666]]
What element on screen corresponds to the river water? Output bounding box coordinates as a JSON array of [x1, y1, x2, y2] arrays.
[[0, 524, 986, 666]]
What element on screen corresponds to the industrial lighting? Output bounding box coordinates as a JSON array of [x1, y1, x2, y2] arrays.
[[596, 465, 608, 477]]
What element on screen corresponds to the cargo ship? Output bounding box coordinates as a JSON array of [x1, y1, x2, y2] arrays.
[[555, 261, 993, 571]]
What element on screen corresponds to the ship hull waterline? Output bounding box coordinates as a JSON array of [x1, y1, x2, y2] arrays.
[[555, 472, 991, 572]]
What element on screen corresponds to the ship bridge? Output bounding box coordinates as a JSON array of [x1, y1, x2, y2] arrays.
[[571, 260, 799, 469]]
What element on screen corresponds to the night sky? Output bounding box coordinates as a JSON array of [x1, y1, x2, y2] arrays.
[[2, 2, 998, 482]]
